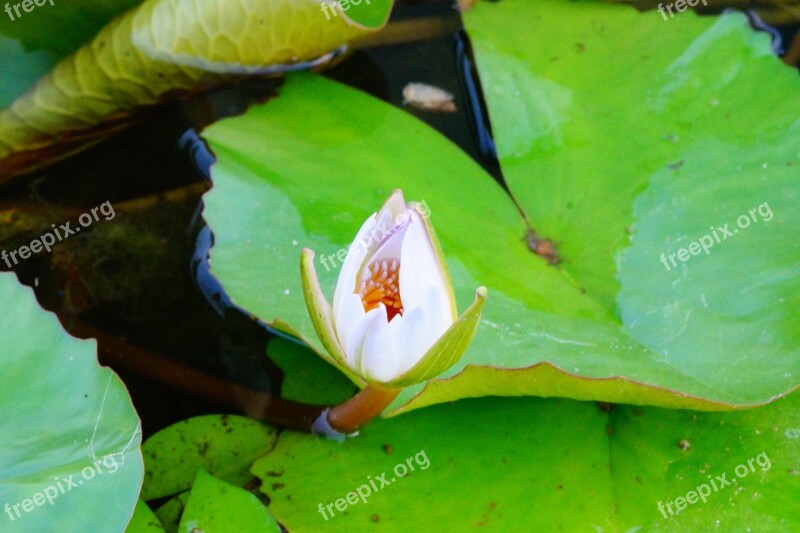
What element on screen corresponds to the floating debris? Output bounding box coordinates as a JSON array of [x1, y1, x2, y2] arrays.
[[525, 229, 561, 265], [403, 83, 457, 113]]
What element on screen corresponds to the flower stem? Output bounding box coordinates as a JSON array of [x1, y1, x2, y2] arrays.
[[327, 385, 400, 434], [68, 320, 327, 431]]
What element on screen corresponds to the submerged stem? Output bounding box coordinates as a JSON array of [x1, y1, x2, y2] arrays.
[[71, 320, 399, 436], [69, 321, 326, 431]]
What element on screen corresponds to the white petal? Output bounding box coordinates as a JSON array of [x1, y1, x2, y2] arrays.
[[334, 215, 407, 351], [391, 305, 431, 376], [358, 221, 408, 285], [334, 292, 369, 368], [333, 213, 377, 324], [357, 191, 407, 260], [380, 190, 407, 220], [346, 305, 388, 373], [357, 305, 403, 383], [367, 209, 395, 252], [399, 209, 454, 329]]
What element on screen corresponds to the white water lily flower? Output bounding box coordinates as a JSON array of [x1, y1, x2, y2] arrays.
[[301, 190, 487, 388]]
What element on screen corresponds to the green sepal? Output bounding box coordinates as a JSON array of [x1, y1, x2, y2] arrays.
[[300, 248, 365, 387]]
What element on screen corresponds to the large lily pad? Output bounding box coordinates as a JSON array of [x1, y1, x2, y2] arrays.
[[606, 394, 800, 531], [253, 385, 800, 531], [251, 337, 800, 531], [255, 395, 612, 530], [0, 273, 143, 532], [202, 62, 798, 414], [251, 341, 799, 530], [0, 0, 394, 180], [465, 0, 800, 410]]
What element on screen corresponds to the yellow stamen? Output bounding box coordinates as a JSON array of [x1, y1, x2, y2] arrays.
[[357, 259, 403, 320]]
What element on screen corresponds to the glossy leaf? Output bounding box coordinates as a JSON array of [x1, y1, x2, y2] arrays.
[[253, 395, 611, 530], [607, 394, 800, 531], [327, 0, 392, 30], [268, 336, 358, 406], [153, 492, 189, 533], [464, 0, 800, 408], [0, 273, 143, 532], [254, 387, 800, 531], [202, 69, 798, 414], [141, 414, 277, 500], [126, 500, 165, 533], [178, 469, 281, 533]]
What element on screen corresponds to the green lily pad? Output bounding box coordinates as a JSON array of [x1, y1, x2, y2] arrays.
[[153, 491, 189, 533], [178, 469, 281, 533], [0, 273, 143, 532], [201, 66, 797, 413], [608, 396, 800, 531], [253, 386, 800, 530], [268, 336, 357, 405], [252, 397, 612, 530], [126, 499, 165, 533], [141, 414, 277, 500], [464, 0, 800, 409]]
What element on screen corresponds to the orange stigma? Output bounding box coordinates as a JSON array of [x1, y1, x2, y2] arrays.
[[357, 259, 404, 321]]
